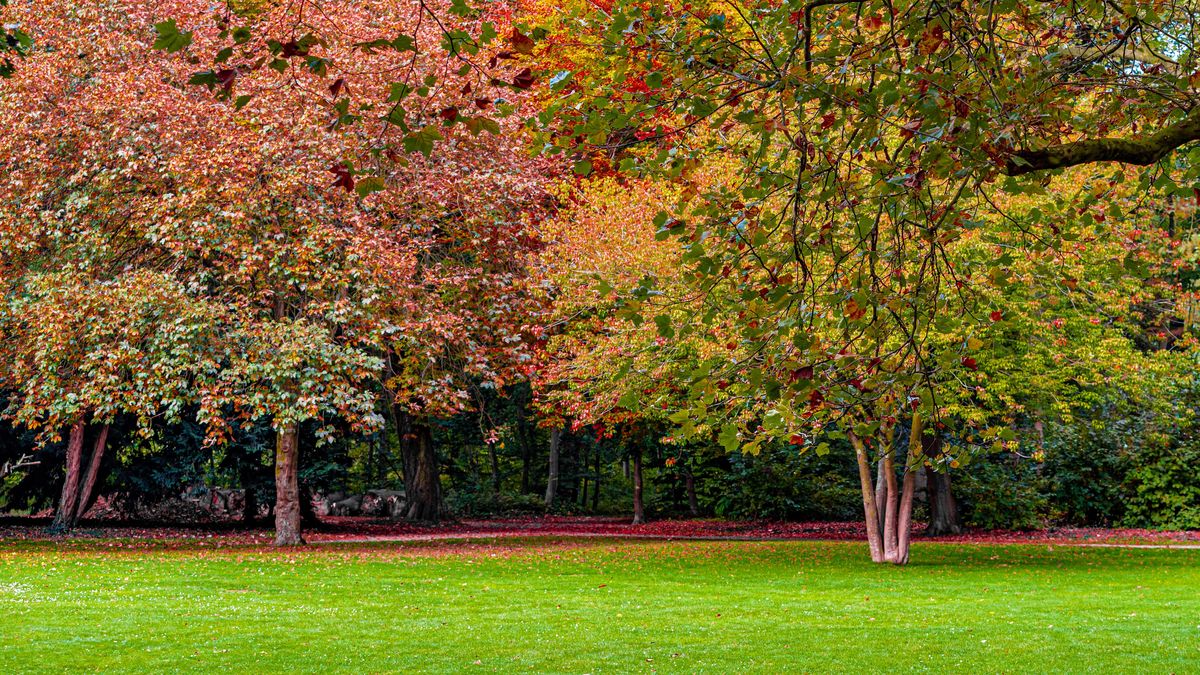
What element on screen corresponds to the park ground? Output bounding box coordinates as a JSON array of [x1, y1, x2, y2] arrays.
[[1, 518, 1198, 673]]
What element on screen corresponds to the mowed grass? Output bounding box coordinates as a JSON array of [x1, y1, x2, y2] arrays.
[[1, 537, 1198, 673]]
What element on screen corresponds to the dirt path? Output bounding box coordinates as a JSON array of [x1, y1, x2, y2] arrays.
[[2, 515, 1197, 548]]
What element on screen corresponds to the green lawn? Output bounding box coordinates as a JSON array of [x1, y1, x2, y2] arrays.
[[1, 537, 1197, 673]]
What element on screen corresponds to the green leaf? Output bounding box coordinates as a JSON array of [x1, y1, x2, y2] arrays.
[[653, 314, 674, 338], [152, 19, 193, 53], [719, 424, 740, 453], [355, 177, 386, 197], [392, 34, 416, 52]]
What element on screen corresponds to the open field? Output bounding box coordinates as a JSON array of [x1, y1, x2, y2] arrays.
[[2, 536, 1198, 673]]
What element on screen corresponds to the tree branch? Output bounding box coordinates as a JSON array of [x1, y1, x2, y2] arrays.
[[0, 454, 39, 480], [1005, 110, 1200, 176]]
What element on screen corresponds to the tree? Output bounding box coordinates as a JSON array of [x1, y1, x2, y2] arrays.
[[520, 0, 1200, 561]]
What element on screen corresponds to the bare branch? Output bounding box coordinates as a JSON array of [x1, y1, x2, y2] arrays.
[[0, 454, 39, 480]]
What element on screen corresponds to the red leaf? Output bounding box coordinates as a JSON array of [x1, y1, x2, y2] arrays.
[[329, 77, 347, 97], [989, 310, 1002, 321], [280, 40, 309, 58], [439, 106, 460, 122], [510, 30, 535, 55], [961, 357, 978, 371], [512, 68, 536, 89], [216, 68, 238, 93], [329, 162, 354, 193], [473, 98, 493, 109], [790, 366, 814, 382]]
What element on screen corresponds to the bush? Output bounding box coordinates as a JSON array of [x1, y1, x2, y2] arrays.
[[955, 454, 1046, 530], [1123, 441, 1200, 530], [707, 445, 861, 521]]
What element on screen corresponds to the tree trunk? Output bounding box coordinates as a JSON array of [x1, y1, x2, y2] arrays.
[[881, 447, 900, 562], [544, 427, 562, 508], [240, 460, 258, 523], [893, 413, 923, 565], [519, 420, 532, 494], [402, 419, 442, 522], [274, 424, 304, 546], [851, 433, 884, 563], [854, 414, 924, 565], [488, 441, 501, 500], [50, 420, 87, 533], [74, 423, 109, 521], [243, 484, 258, 523], [874, 457, 888, 538], [685, 470, 700, 517], [631, 445, 645, 525], [926, 468, 962, 536], [592, 441, 601, 512]]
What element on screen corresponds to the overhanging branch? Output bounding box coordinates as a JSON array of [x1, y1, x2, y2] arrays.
[[1004, 110, 1200, 176]]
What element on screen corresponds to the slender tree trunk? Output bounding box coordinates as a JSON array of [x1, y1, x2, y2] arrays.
[[631, 445, 645, 525], [685, 470, 700, 517], [488, 442, 501, 500], [894, 413, 924, 565], [874, 457, 889, 537], [74, 423, 109, 521], [240, 459, 258, 523], [519, 420, 532, 494], [274, 424, 304, 546], [242, 485, 258, 523], [402, 419, 442, 522], [50, 420, 87, 533], [545, 427, 562, 508], [851, 433, 884, 563], [882, 448, 900, 562], [592, 441, 601, 512]]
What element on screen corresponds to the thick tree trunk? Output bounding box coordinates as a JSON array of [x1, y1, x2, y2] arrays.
[[545, 427, 562, 508], [50, 420, 88, 533], [926, 469, 962, 536], [631, 446, 645, 525], [74, 424, 109, 521], [685, 470, 700, 517], [402, 420, 442, 522], [274, 424, 304, 546], [851, 433, 884, 563]]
